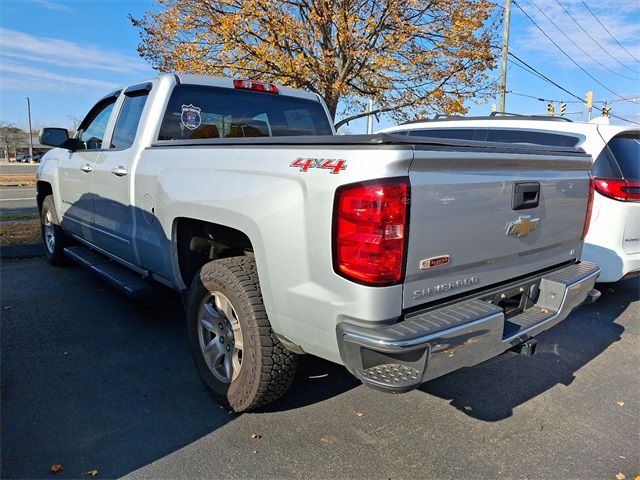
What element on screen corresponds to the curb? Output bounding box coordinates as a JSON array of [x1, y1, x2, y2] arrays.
[[0, 244, 44, 259]]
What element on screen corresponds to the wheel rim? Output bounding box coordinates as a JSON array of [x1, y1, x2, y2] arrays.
[[43, 210, 55, 253], [197, 291, 243, 383]]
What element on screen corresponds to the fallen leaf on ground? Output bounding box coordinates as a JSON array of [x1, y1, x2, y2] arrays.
[[353, 410, 365, 417], [84, 470, 98, 477], [463, 405, 472, 412], [251, 433, 262, 439], [617, 401, 624, 407], [50, 464, 64, 473], [633, 475, 639, 480], [320, 434, 335, 445], [615, 473, 626, 480]]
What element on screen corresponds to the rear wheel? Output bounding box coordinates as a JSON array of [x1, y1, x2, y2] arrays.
[[187, 256, 298, 412], [40, 195, 66, 266]]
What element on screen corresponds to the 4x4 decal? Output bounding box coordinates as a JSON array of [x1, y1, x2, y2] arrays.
[[290, 158, 347, 174]]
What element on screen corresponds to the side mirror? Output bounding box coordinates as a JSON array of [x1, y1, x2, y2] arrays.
[[39, 128, 84, 152], [39, 127, 69, 147]]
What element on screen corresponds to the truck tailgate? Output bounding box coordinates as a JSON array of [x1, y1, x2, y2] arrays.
[[404, 149, 592, 309]]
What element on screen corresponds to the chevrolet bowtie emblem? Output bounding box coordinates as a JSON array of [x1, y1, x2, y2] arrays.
[[507, 215, 539, 238]]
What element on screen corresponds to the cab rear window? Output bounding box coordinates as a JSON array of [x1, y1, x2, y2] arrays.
[[158, 85, 333, 140]]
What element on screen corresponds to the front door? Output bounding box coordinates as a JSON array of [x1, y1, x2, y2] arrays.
[[57, 98, 117, 242]]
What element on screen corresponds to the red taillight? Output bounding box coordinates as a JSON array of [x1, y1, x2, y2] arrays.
[[594, 177, 640, 202], [334, 179, 409, 285], [233, 79, 279, 94], [581, 177, 594, 240]]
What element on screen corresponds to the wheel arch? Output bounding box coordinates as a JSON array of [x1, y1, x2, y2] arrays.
[[36, 180, 53, 211], [173, 217, 255, 290]]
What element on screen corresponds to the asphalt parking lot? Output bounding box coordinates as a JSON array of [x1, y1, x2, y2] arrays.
[[1, 257, 638, 479]]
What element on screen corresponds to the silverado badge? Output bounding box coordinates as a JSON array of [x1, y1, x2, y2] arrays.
[[506, 215, 539, 238]]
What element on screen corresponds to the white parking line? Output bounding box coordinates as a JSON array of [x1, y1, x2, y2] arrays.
[[0, 198, 35, 201]]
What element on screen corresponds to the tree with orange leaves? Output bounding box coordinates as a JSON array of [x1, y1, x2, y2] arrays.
[[131, 0, 500, 124]]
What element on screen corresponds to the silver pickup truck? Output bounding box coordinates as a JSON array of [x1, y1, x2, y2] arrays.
[[37, 74, 600, 411]]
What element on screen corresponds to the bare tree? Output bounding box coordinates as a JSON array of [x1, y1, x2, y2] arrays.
[[0, 122, 25, 162]]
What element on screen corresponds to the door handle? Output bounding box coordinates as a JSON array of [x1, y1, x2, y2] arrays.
[[80, 164, 92, 173], [111, 166, 128, 177]]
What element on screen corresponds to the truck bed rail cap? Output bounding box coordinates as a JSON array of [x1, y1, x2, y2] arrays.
[[152, 133, 587, 156]]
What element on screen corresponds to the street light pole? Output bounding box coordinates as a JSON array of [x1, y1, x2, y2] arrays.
[[498, 0, 512, 114], [25, 96, 34, 162]]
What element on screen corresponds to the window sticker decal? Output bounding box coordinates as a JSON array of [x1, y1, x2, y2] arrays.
[[181, 104, 201, 130]]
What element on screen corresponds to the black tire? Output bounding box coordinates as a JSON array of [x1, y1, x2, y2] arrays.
[[187, 256, 298, 412], [40, 195, 67, 266]]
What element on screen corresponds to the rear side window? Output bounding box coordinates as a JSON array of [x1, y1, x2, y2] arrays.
[[592, 149, 622, 178], [407, 129, 477, 140], [485, 129, 581, 147], [607, 134, 639, 180], [110, 92, 149, 149], [158, 85, 333, 140]]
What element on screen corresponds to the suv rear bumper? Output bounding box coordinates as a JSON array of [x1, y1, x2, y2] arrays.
[[336, 261, 600, 393]]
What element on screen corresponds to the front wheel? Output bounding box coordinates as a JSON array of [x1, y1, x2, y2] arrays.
[[40, 195, 67, 266], [187, 256, 298, 412]]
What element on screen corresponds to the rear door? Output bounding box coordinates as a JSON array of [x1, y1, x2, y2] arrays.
[[92, 83, 151, 264]]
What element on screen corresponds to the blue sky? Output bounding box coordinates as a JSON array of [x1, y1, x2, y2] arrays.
[[0, 0, 638, 133]]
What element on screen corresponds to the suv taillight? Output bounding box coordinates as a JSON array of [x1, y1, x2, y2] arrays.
[[581, 177, 595, 240], [333, 179, 409, 286], [594, 178, 640, 202]]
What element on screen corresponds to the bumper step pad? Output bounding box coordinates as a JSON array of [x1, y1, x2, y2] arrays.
[[360, 364, 422, 391]]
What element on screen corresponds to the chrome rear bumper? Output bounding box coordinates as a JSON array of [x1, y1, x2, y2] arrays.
[[336, 262, 600, 393]]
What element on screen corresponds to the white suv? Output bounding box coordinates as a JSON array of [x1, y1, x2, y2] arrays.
[[381, 116, 640, 282]]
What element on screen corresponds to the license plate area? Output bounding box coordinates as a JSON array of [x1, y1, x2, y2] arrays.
[[482, 280, 541, 320]]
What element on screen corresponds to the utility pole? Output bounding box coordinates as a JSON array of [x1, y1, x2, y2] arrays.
[[498, 0, 512, 114], [25, 97, 34, 162], [366, 99, 374, 134]]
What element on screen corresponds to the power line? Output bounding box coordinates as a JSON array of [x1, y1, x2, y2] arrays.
[[527, 0, 637, 81], [513, 0, 632, 102], [551, 0, 639, 76], [508, 52, 584, 102], [608, 113, 640, 125], [508, 89, 640, 125], [580, 0, 640, 65], [507, 90, 583, 103]]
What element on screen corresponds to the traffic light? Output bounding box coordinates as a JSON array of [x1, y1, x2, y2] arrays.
[[602, 105, 611, 117], [560, 102, 567, 116], [547, 101, 555, 116], [586, 91, 593, 109]]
